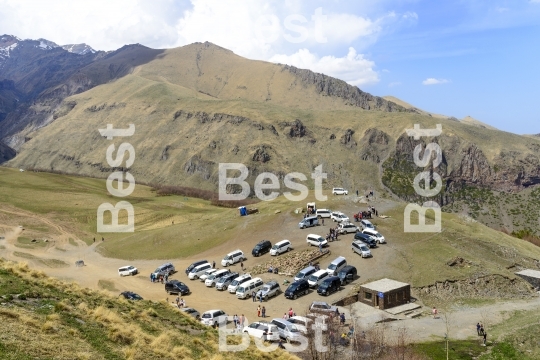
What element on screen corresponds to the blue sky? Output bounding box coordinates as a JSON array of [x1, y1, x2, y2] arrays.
[[1, 0, 539, 134]]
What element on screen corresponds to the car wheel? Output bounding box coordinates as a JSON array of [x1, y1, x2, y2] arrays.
[[293, 294, 297, 300], [287, 247, 290, 252], [304, 289, 309, 296], [286, 337, 291, 343]]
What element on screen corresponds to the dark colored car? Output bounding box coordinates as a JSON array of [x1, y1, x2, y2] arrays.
[[354, 232, 377, 248], [317, 276, 341, 296], [284, 279, 310, 300], [165, 280, 191, 295], [185, 260, 208, 275], [337, 265, 357, 285], [120, 291, 143, 300], [252, 240, 272, 257]]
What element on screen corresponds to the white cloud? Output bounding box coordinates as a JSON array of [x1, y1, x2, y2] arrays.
[[388, 81, 401, 87], [269, 47, 379, 86], [422, 78, 450, 85]]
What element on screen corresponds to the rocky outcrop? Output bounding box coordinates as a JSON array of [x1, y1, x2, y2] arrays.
[[277, 119, 307, 138], [0, 142, 16, 163], [252, 145, 271, 163], [184, 155, 214, 180], [340, 129, 356, 148], [359, 128, 392, 163]]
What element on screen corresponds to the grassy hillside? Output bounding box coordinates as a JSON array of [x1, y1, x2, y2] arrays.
[[0, 259, 294, 360]]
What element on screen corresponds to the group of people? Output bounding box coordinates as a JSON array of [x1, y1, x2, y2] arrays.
[[476, 323, 488, 345], [252, 290, 265, 302], [267, 265, 279, 274], [326, 227, 340, 242], [175, 296, 185, 308], [233, 314, 246, 332], [257, 305, 267, 318], [150, 272, 168, 283], [283, 307, 296, 319]]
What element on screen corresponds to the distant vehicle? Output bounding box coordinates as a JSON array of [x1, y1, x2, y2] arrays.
[[317, 276, 341, 296], [362, 228, 385, 244], [331, 212, 349, 223], [298, 216, 319, 229], [309, 301, 338, 314], [338, 265, 357, 285], [243, 321, 280, 342], [306, 234, 328, 247], [284, 279, 310, 300], [119, 291, 143, 301], [294, 266, 317, 282], [185, 260, 208, 275], [188, 263, 213, 280], [152, 263, 175, 277], [180, 307, 200, 320], [315, 209, 332, 218], [360, 219, 375, 230], [306, 202, 317, 215], [352, 240, 372, 258], [205, 269, 231, 287], [270, 240, 292, 256], [307, 270, 330, 288], [252, 240, 272, 257], [118, 265, 138, 276], [165, 280, 190, 295], [199, 268, 218, 282], [215, 272, 239, 291], [338, 223, 360, 234], [271, 318, 303, 343], [256, 281, 282, 300], [332, 188, 348, 195], [287, 316, 311, 334], [228, 274, 252, 293], [200, 309, 228, 327], [354, 232, 377, 248], [236, 278, 264, 299], [221, 250, 245, 267], [326, 256, 347, 276]]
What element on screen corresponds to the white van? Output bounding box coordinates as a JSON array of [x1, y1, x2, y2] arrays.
[[294, 266, 317, 282], [188, 263, 213, 280], [306, 234, 328, 247], [221, 250, 245, 267], [236, 278, 264, 299], [228, 274, 252, 293], [360, 219, 375, 230], [326, 256, 347, 276], [316, 209, 331, 218], [205, 269, 231, 287], [298, 216, 319, 229], [362, 228, 385, 244], [307, 270, 330, 288], [270, 240, 292, 256]]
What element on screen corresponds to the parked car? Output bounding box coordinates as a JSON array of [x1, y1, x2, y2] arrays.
[[185, 260, 208, 275], [228, 274, 252, 293], [119, 291, 143, 300], [332, 188, 348, 195], [326, 256, 347, 276], [165, 280, 190, 295], [298, 216, 319, 229], [270, 240, 292, 255], [317, 276, 341, 296], [152, 263, 175, 278], [354, 232, 377, 248], [256, 281, 282, 300], [118, 265, 138, 276], [309, 301, 338, 314], [284, 279, 310, 300], [200, 309, 228, 327], [271, 318, 303, 343], [331, 212, 349, 223], [236, 278, 264, 299], [243, 321, 280, 342], [362, 228, 385, 244], [338, 223, 360, 234], [315, 209, 332, 218], [252, 240, 272, 257], [188, 263, 213, 280], [205, 269, 231, 287], [180, 307, 200, 320], [215, 272, 239, 291], [294, 266, 317, 282], [337, 265, 357, 285], [352, 240, 372, 258], [199, 268, 218, 282], [307, 270, 330, 288], [306, 234, 328, 247], [287, 316, 311, 334], [360, 219, 376, 230], [221, 250, 246, 267]]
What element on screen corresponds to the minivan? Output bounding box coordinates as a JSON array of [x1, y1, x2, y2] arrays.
[[221, 250, 245, 267], [199, 268, 218, 282], [271, 319, 302, 343], [236, 278, 264, 299], [326, 256, 347, 276], [164, 280, 190, 295], [337, 265, 357, 285], [188, 263, 213, 280], [316, 209, 331, 218], [354, 232, 377, 248], [306, 234, 328, 247], [362, 228, 385, 244], [360, 219, 375, 230], [200, 309, 228, 327], [294, 266, 317, 282], [252, 240, 272, 257], [215, 272, 239, 291], [307, 270, 330, 288], [352, 240, 372, 257], [284, 279, 310, 299], [270, 240, 292, 256], [185, 260, 208, 275], [205, 269, 231, 287], [298, 216, 319, 229], [317, 276, 341, 296], [152, 263, 175, 277], [228, 274, 252, 293]]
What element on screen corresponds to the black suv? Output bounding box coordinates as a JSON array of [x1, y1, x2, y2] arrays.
[[120, 291, 143, 300], [317, 276, 341, 296], [165, 280, 191, 295], [337, 265, 357, 285], [354, 232, 377, 248], [252, 240, 272, 257], [284, 279, 310, 300], [185, 260, 208, 275]]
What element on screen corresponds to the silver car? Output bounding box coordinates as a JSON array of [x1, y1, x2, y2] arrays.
[[180, 307, 200, 320], [256, 281, 281, 300]]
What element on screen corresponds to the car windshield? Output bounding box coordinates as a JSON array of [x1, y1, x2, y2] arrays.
[[295, 272, 305, 279], [287, 283, 298, 291], [308, 275, 318, 282], [231, 279, 240, 286], [287, 325, 300, 333], [202, 313, 212, 319], [271, 245, 278, 249], [289, 319, 306, 326], [317, 237, 324, 242], [328, 264, 337, 270], [208, 274, 216, 280], [185, 309, 195, 314], [319, 282, 329, 289], [224, 255, 231, 260], [131, 294, 142, 300]]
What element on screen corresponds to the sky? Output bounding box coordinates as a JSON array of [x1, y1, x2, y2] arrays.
[[1, 0, 539, 134]]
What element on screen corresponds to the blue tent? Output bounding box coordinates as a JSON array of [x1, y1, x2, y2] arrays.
[[238, 206, 247, 216]]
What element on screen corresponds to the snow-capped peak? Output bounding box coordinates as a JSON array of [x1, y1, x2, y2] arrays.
[[36, 38, 59, 50], [61, 43, 96, 55]]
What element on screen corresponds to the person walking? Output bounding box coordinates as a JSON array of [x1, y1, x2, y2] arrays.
[[233, 314, 238, 327], [432, 307, 438, 319], [240, 314, 245, 327], [241, 262, 244, 271], [483, 332, 487, 346], [257, 305, 261, 317], [261, 306, 266, 318], [480, 323, 485, 335], [259, 291, 263, 303], [252, 291, 256, 302], [319, 242, 323, 253], [212, 261, 215, 269], [288, 308, 294, 318], [476, 323, 481, 336], [93, 237, 95, 243]]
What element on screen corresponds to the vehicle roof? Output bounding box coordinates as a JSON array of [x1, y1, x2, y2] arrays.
[[256, 240, 271, 245], [311, 301, 332, 306], [213, 269, 230, 274], [203, 309, 224, 314], [339, 265, 356, 272], [311, 269, 328, 276], [226, 249, 243, 255], [275, 239, 290, 244], [290, 316, 310, 322], [119, 265, 135, 268], [264, 280, 279, 286], [299, 266, 316, 272], [330, 256, 346, 263], [307, 234, 323, 238]]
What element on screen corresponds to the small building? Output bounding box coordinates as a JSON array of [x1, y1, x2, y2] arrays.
[[515, 269, 540, 290], [358, 278, 411, 310]]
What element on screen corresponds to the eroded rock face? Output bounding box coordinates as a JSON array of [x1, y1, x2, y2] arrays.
[[184, 155, 214, 180], [252, 145, 271, 163], [359, 128, 391, 163]]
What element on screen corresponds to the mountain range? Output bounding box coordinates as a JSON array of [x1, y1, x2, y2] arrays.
[[1, 35, 540, 235]]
